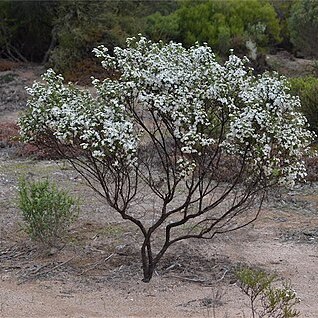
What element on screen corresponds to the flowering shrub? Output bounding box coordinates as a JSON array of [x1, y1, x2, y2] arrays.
[[19, 37, 313, 282]]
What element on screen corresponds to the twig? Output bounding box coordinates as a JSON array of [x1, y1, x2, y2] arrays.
[[80, 253, 115, 275], [30, 263, 51, 276], [215, 269, 229, 282], [33, 256, 75, 278], [12, 248, 36, 259], [1, 245, 36, 256], [164, 262, 181, 272], [166, 275, 207, 283]]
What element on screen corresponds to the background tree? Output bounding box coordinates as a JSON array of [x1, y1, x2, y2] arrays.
[[0, 0, 178, 71], [19, 38, 313, 282], [288, 0, 318, 58], [49, 0, 179, 75], [269, 0, 295, 52], [0, 0, 57, 62], [4, 0, 318, 73]]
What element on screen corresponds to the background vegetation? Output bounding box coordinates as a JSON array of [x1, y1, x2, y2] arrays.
[[1, 0, 318, 135], [289, 76, 318, 136], [1, 0, 317, 67]]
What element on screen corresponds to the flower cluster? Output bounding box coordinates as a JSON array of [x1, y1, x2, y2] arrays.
[[222, 72, 313, 186], [20, 36, 314, 186], [94, 36, 313, 186], [19, 69, 138, 165]]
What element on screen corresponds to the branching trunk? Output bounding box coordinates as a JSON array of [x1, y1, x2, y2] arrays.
[[141, 234, 171, 282], [141, 240, 155, 283]]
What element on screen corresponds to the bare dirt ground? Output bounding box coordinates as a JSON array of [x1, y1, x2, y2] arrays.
[[1, 61, 318, 318]]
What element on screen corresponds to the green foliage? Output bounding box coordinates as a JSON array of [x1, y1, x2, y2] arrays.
[[49, 1, 113, 73], [18, 178, 79, 247], [236, 267, 300, 317], [50, 0, 163, 74], [288, 0, 318, 57], [0, 0, 290, 73], [148, 0, 281, 57], [0, 0, 179, 70], [0, 2, 13, 50], [269, 0, 295, 51], [289, 76, 318, 136], [146, 11, 180, 43]]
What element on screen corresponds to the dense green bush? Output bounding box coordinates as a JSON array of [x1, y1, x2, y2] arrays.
[[289, 76, 318, 136], [146, 11, 180, 43], [18, 178, 79, 247], [288, 0, 318, 58], [5, 0, 318, 77], [147, 0, 281, 57]]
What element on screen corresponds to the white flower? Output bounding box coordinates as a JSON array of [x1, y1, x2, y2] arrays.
[[19, 37, 314, 186]]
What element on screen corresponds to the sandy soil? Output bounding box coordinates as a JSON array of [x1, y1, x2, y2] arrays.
[[1, 177, 318, 318], [1, 61, 318, 318]]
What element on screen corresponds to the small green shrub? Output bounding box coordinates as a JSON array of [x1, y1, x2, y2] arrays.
[[289, 76, 318, 136], [236, 266, 300, 318], [0, 73, 16, 84], [18, 178, 79, 247]]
